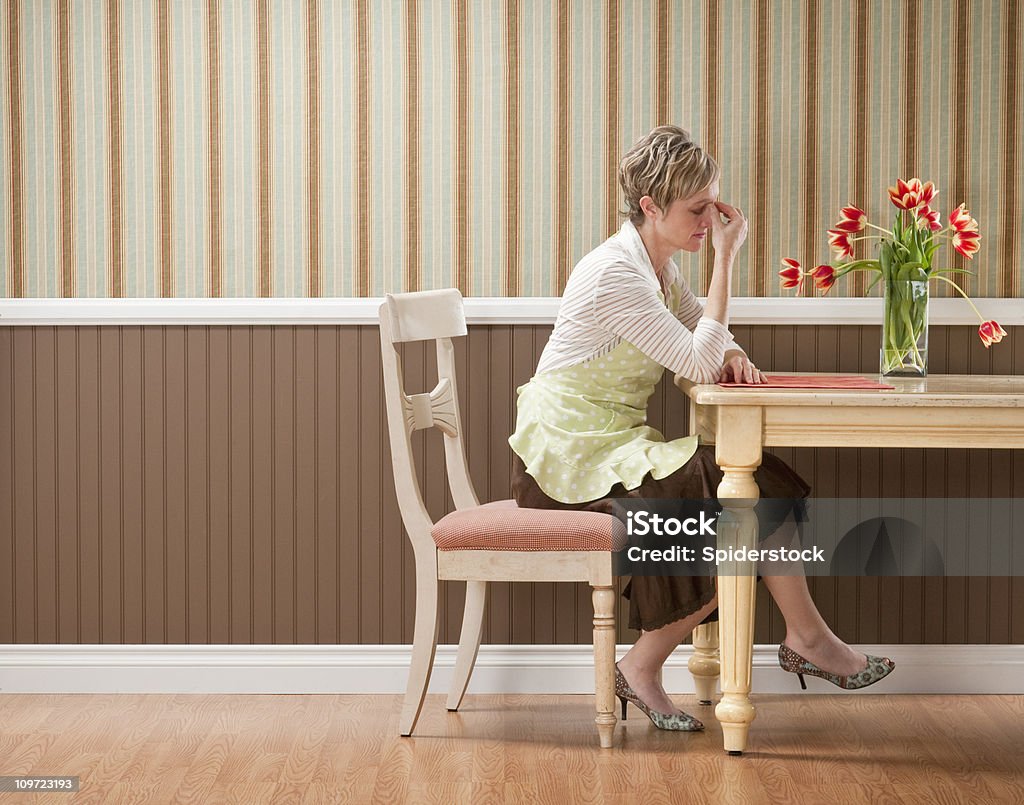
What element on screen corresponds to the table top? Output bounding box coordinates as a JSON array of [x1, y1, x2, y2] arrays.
[[676, 372, 1024, 408]]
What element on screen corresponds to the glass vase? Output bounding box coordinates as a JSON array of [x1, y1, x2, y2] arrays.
[[880, 279, 929, 377]]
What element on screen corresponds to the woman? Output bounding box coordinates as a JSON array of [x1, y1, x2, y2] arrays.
[[508, 125, 895, 731]]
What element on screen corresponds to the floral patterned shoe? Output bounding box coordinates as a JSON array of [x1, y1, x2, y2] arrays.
[[778, 643, 895, 690], [614, 663, 704, 731]]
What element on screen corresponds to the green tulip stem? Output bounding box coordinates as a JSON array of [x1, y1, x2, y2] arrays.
[[931, 274, 984, 322], [882, 279, 927, 375], [902, 307, 923, 364]]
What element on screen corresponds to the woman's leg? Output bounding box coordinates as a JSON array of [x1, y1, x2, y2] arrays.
[[760, 574, 869, 675], [616, 596, 719, 716], [757, 512, 869, 675]]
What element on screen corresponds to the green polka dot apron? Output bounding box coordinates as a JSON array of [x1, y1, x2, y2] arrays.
[[509, 285, 700, 504]]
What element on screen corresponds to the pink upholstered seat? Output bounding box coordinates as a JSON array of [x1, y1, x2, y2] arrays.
[[431, 499, 627, 552]]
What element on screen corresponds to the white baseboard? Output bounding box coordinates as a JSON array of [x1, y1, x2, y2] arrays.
[[1, 644, 1020, 695]]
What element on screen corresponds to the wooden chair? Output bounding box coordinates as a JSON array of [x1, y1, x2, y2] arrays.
[[379, 288, 626, 748]]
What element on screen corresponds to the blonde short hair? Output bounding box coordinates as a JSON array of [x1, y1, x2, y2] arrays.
[[618, 126, 720, 225]]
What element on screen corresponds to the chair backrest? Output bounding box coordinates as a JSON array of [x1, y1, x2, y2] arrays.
[[379, 289, 481, 554]]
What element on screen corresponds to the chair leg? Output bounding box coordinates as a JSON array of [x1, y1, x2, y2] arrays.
[[592, 585, 617, 748], [447, 580, 487, 711], [400, 567, 441, 737]]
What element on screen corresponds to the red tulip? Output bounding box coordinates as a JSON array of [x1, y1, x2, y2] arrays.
[[949, 203, 979, 233], [978, 320, 1007, 348], [826, 229, 854, 259], [952, 229, 981, 259], [888, 178, 922, 210], [810, 264, 836, 292], [836, 205, 867, 233], [917, 181, 937, 208], [916, 205, 942, 232], [833, 219, 863, 233], [779, 259, 803, 290]]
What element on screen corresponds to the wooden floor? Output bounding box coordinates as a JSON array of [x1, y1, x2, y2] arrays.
[[1, 693, 1022, 804]]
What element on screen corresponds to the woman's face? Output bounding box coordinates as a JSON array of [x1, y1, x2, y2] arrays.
[[651, 180, 720, 253]]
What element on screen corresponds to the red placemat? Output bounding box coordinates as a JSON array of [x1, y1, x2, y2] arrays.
[[717, 374, 896, 389]]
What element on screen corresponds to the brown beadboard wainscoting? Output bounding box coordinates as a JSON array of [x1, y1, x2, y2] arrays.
[[1, 324, 1022, 648]]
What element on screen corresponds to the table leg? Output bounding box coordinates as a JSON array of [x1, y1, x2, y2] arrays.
[[687, 397, 721, 706], [689, 623, 720, 705], [714, 406, 763, 755]]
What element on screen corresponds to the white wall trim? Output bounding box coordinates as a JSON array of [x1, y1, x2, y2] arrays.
[[0, 644, 1020, 694], [0, 296, 1021, 326]]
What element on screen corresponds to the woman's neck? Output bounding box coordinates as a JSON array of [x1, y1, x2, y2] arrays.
[[634, 220, 672, 279]]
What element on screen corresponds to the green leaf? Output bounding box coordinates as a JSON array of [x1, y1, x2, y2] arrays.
[[908, 227, 924, 265], [896, 262, 927, 282], [879, 242, 894, 280], [890, 239, 911, 257]]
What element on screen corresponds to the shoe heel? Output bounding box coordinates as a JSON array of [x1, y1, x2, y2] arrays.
[[796, 672, 807, 690], [618, 695, 628, 720]]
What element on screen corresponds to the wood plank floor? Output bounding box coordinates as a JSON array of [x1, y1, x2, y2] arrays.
[[0, 693, 1021, 804]]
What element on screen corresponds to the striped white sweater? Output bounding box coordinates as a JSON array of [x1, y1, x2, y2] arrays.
[[536, 220, 744, 382]]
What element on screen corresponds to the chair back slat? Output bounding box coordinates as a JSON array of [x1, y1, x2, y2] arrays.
[[435, 336, 480, 511], [384, 289, 467, 343]]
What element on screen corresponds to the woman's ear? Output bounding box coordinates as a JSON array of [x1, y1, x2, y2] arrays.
[[639, 195, 659, 220]]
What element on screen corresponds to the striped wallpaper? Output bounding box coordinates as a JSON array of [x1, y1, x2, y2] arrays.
[[0, 0, 1021, 300]]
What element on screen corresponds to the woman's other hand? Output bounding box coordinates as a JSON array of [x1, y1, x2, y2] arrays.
[[718, 354, 767, 384], [711, 201, 748, 258]]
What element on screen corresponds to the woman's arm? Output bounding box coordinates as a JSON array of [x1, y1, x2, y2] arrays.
[[690, 200, 765, 383], [673, 276, 747, 358], [592, 263, 733, 383], [675, 287, 761, 382], [702, 201, 746, 325]]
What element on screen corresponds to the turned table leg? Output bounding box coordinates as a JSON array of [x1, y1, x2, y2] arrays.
[[714, 406, 762, 755], [689, 622, 720, 705]]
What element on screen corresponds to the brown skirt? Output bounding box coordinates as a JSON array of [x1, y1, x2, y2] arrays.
[[511, 444, 812, 632]]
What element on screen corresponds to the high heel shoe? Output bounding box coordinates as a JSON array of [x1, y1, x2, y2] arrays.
[[778, 643, 895, 690], [614, 663, 704, 731]]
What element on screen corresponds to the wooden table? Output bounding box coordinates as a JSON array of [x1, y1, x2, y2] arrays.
[[673, 372, 1024, 754]]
